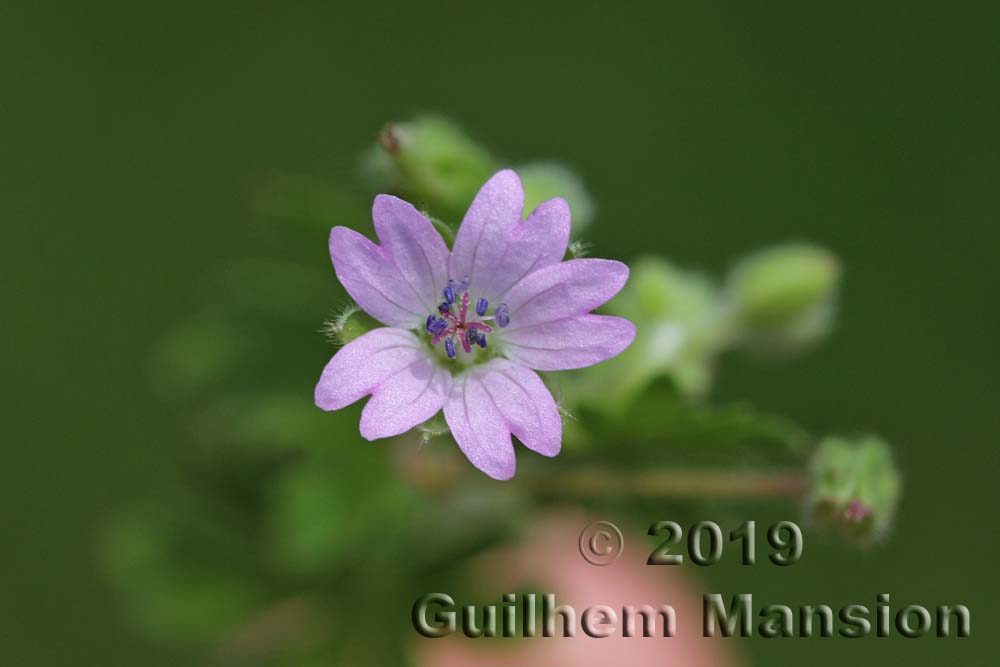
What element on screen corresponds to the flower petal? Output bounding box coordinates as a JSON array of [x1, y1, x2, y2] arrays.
[[477, 197, 572, 302], [329, 228, 424, 327], [359, 356, 451, 440], [443, 370, 516, 480], [329, 198, 448, 327], [449, 170, 524, 294], [477, 359, 562, 457], [500, 314, 637, 371], [372, 195, 450, 314], [314, 328, 426, 410], [501, 259, 629, 330]]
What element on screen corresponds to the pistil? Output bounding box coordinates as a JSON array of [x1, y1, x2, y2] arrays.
[[425, 277, 506, 358]]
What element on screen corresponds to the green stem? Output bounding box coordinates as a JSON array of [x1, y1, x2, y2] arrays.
[[538, 466, 808, 500]]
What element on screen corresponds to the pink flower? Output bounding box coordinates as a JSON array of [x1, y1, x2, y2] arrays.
[[314, 170, 635, 479]]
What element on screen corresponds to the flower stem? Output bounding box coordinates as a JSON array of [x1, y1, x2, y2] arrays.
[[537, 466, 808, 500]]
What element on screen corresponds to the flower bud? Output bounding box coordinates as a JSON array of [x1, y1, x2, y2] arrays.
[[808, 435, 901, 545], [572, 257, 722, 406], [725, 243, 841, 352], [363, 116, 496, 220], [517, 162, 595, 234]]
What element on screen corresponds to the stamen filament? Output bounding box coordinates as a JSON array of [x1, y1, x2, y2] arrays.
[[426, 280, 508, 358]]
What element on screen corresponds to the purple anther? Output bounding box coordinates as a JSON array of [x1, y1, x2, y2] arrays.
[[429, 318, 448, 336], [444, 337, 457, 358], [476, 297, 488, 316], [495, 303, 510, 328]]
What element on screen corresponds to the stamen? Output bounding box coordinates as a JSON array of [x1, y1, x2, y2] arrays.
[[428, 317, 448, 336], [495, 303, 510, 328], [427, 279, 497, 359], [466, 321, 492, 333]]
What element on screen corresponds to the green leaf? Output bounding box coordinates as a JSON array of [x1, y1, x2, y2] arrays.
[[568, 380, 812, 466]]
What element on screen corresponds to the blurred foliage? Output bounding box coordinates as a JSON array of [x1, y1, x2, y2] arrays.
[[102, 117, 901, 665]]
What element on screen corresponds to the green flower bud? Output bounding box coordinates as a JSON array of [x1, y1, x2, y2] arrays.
[[362, 116, 496, 220], [571, 257, 723, 406], [517, 162, 595, 234], [808, 435, 901, 545], [323, 304, 378, 346], [725, 243, 841, 351]]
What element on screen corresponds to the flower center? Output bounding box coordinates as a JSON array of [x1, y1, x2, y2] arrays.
[[424, 276, 510, 359]]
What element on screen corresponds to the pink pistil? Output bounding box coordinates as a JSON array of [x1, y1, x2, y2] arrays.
[[430, 287, 496, 355], [459, 292, 469, 322]]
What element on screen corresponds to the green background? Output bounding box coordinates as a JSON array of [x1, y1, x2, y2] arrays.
[[2, 1, 997, 664]]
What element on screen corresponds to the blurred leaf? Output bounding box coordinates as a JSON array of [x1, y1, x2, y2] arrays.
[[568, 380, 812, 466], [100, 495, 266, 646], [265, 444, 418, 577]]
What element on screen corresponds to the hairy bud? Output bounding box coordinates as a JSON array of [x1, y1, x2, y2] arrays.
[[808, 435, 901, 545]]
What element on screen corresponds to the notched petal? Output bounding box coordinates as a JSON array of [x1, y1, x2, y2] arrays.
[[359, 357, 451, 440], [502, 259, 630, 330], [329, 227, 424, 327], [372, 195, 451, 313], [314, 328, 424, 410], [477, 360, 562, 457], [477, 197, 572, 302], [443, 372, 516, 480], [449, 170, 525, 293], [501, 314, 637, 371], [329, 196, 449, 327]]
